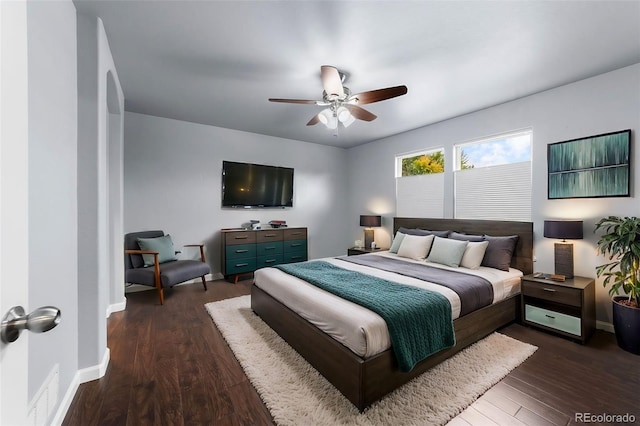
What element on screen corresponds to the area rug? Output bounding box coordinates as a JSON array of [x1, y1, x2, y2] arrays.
[[205, 295, 537, 426]]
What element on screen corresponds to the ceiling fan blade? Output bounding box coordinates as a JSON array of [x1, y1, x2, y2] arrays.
[[349, 85, 408, 105], [306, 114, 320, 126], [320, 65, 344, 98], [269, 98, 320, 105], [345, 104, 377, 122]]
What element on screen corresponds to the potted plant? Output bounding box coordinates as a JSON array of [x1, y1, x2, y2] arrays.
[[595, 216, 640, 355]]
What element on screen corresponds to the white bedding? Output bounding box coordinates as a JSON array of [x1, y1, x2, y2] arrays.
[[253, 251, 522, 358]]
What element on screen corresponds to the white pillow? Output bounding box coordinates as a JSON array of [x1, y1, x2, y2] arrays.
[[460, 241, 489, 269], [396, 234, 435, 260], [426, 236, 469, 267]]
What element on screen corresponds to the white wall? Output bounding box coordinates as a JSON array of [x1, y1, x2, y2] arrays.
[[76, 13, 125, 379], [123, 112, 350, 276], [26, 0, 78, 420], [346, 63, 640, 327]]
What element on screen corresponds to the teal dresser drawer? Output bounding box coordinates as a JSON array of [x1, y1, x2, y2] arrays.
[[257, 254, 283, 269], [284, 239, 306, 252], [525, 304, 581, 336], [257, 241, 283, 256], [283, 250, 307, 264], [225, 258, 257, 274], [226, 244, 256, 260]]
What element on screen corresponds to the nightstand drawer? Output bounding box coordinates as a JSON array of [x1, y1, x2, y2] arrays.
[[525, 304, 581, 336], [522, 281, 582, 307]]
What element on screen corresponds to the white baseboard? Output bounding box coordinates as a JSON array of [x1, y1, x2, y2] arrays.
[[50, 348, 110, 426], [106, 298, 126, 317], [596, 320, 614, 333]]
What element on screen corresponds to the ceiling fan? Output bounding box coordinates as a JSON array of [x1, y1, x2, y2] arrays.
[[269, 65, 408, 129]]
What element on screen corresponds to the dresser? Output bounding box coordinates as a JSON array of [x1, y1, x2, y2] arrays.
[[521, 274, 595, 344], [221, 227, 308, 283]]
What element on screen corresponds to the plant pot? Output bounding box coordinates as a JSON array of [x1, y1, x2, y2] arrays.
[[612, 296, 640, 355]]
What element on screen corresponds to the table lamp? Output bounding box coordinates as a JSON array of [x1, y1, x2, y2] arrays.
[[360, 215, 381, 249], [543, 220, 583, 279]]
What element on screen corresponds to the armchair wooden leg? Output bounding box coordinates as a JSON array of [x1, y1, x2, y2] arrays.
[[154, 259, 164, 305], [201, 276, 207, 291]]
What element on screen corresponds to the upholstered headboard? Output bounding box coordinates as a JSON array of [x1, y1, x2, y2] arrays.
[[393, 217, 534, 275]]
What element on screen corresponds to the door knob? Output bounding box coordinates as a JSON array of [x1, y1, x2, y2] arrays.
[[1, 306, 61, 343]]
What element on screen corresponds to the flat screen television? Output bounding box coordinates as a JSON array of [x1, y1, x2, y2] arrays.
[[222, 161, 294, 208]]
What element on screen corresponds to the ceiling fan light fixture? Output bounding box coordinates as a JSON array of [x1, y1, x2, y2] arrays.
[[341, 113, 356, 128], [318, 108, 337, 129], [337, 106, 351, 122]]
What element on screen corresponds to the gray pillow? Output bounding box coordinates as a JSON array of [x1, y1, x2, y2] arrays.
[[449, 232, 484, 242], [426, 236, 469, 267], [137, 234, 177, 266], [389, 231, 406, 253], [398, 227, 450, 238], [481, 235, 519, 271]]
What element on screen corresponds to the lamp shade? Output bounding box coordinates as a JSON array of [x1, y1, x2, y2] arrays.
[[360, 215, 381, 227], [543, 220, 583, 240]]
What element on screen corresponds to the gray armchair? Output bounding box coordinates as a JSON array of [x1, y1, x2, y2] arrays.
[[124, 230, 209, 304]]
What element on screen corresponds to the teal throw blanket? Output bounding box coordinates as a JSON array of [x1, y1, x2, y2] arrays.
[[274, 261, 455, 372]]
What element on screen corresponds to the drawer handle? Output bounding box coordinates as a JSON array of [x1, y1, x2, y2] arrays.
[[265, 259, 276, 263], [235, 249, 249, 253], [234, 236, 248, 240], [290, 256, 302, 260], [543, 288, 557, 293], [545, 314, 556, 319], [264, 234, 277, 238], [235, 263, 249, 267], [264, 246, 276, 250], [291, 243, 301, 247]]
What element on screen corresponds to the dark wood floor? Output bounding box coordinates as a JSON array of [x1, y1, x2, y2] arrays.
[[63, 279, 639, 426]]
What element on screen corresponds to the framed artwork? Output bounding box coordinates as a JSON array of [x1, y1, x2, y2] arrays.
[[548, 129, 631, 199]]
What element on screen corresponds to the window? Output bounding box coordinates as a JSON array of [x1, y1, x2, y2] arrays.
[[454, 130, 532, 221], [396, 149, 444, 177], [395, 148, 445, 218]]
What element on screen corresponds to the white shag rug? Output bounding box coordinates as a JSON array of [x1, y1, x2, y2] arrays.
[[205, 295, 537, 426]]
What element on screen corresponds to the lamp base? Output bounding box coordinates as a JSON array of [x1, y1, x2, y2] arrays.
[[554, 242, 574, 279], [364, 229, 374, 249]]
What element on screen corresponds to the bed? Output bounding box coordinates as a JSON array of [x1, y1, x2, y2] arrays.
[[250, 218, 534, 411]]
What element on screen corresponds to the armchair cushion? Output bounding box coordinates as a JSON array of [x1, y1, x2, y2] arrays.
[[137, 234, 177, 266], [126, 259, 210, 288]]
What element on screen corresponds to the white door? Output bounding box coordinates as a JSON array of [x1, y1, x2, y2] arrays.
[[0, 0, 30, 423]]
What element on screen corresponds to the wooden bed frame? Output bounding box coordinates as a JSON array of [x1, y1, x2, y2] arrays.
[[250, 218, 533, 411]]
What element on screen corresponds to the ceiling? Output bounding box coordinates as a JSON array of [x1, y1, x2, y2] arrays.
[[73, 1, 640, 148]]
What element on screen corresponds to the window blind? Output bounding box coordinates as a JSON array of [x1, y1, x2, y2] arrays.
[[396, 173, 444, 218], [454, 161, 531, 221]]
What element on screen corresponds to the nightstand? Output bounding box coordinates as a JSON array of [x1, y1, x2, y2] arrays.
[[521, 274, 595, 344], [348, 247, 385, 256]]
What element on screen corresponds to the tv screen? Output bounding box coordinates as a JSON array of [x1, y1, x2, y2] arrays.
[[222, 161, 294, 208]]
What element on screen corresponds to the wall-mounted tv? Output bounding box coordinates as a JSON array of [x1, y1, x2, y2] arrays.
[[222, 161, 294, 208]]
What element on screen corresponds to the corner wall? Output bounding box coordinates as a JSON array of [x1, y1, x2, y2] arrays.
[[347, 63, 640, 327]]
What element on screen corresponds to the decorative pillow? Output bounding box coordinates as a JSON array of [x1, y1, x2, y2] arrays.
[[481, 235, 519, 271], [460, 241, 489, 270], [137, 234, 177, 266], [426, 236, 469, 267], [389, 231, 406, 253], [449, 232, 484, 242], [398, 227, 450, 238], [396, 234, 435, 260]]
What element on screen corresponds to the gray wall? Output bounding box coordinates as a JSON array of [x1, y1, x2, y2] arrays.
[[123, 112, 350, 275], [346, 63, 640, 326], [26, 0, 78, 413]]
